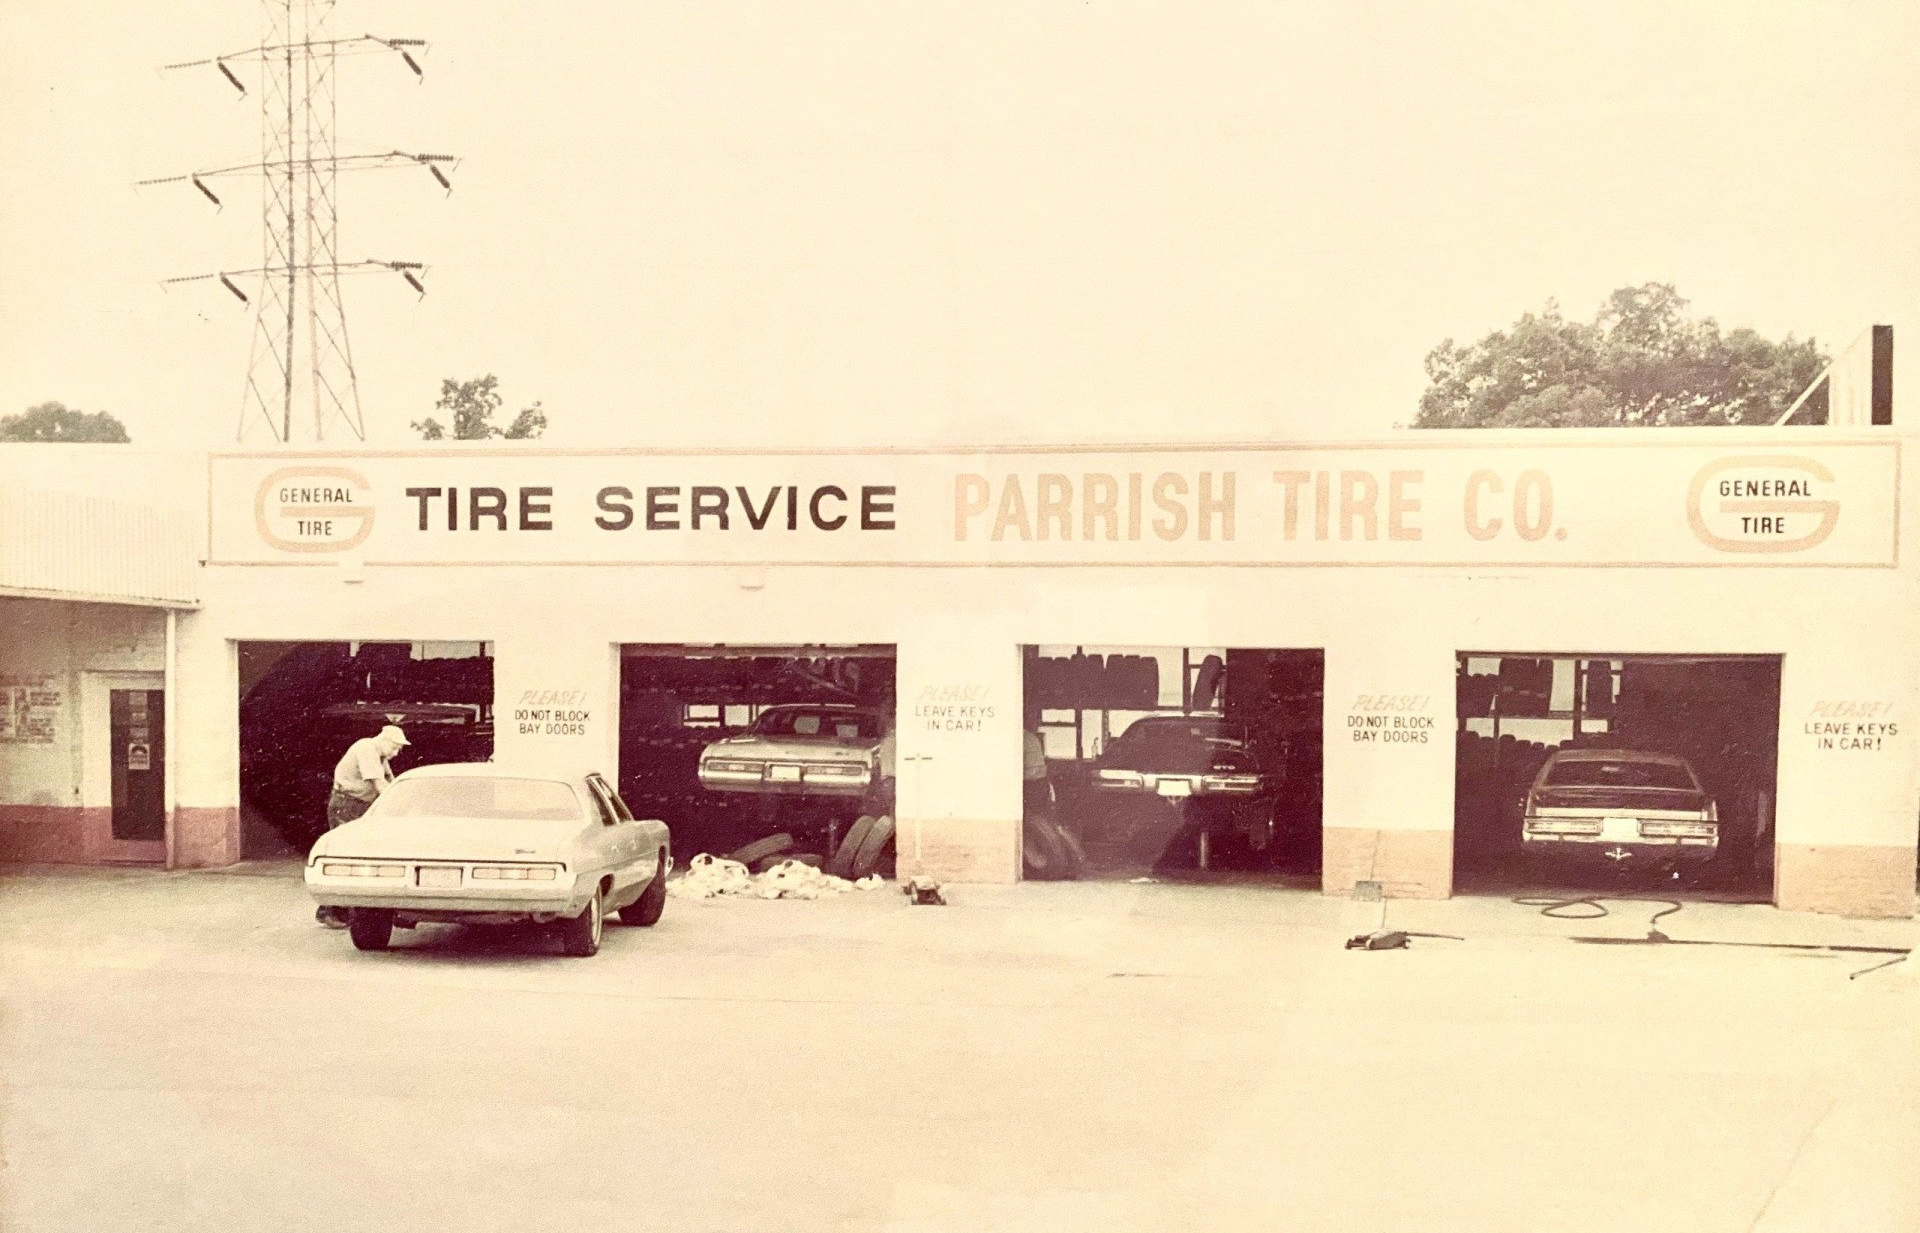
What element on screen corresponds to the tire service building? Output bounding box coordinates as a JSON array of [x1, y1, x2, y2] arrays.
[[1, 425, 1915, 918]]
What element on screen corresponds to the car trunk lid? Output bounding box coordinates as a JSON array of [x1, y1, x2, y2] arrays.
[[320, 814, 583, 862], [1531, 786, 1710, 815]]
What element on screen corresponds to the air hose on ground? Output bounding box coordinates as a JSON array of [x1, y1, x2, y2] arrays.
[[1512, 895, 1684, 940], [1511, 894, 1912, 978]]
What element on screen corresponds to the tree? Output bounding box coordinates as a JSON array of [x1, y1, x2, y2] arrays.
[[0, 401, 131, 443], [411, 375, 548, 440], [1413, 284, 1829, 429]]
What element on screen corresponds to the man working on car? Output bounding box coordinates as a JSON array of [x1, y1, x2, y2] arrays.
[[315, 723, 407, 926]]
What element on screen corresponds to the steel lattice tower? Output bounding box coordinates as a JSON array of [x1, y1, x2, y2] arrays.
[[144, 0, 454, 444]]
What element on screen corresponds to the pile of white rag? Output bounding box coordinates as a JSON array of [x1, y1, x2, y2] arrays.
[[669, 852, 886, 901]]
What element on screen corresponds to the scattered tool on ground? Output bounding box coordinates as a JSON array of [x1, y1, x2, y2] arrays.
[[901, 878, 945, 906], [1344, 929, 1464, 951]]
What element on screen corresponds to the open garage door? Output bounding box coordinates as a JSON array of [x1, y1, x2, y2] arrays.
[[1023, 645, 1323, 883], [619, 645, 897, 876], [238, 642, 494, 858], [1454, 653, 1780, 902]]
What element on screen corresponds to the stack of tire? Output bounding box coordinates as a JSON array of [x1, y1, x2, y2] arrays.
[[1022, 814, 1086, 881], [825, 815, 895, 880], [1032, 652, 1159, 710], [731, 818, 897, 881]]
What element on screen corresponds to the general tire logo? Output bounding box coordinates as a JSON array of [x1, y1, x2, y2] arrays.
[[254, 466, 375, 553], [1686, 455, 1838, 554]]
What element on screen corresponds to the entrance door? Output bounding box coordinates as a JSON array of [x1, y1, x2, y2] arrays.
[[110, 689, 166, 841]]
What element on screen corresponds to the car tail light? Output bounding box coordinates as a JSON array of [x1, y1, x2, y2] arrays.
[[321, 862, 406, 878], [469, 865, 561, 881], [704, 759, 758, 774], [1638, 821, 1717, 839], [1525, 818, 1603, 836], [1096, 769, 1143, 787], [1200, 774, 1261, 792]]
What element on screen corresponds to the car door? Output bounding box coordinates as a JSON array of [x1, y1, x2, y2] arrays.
[[579, 776, 625, 890], [585, 775, 644, 898], [605, 778, 664, 896]]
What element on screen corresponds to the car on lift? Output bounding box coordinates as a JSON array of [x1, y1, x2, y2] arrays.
[[1087, 714, 1287, 855], [696, 704, 889, 797], [305, 764, 670, 957], [1520, 748, 1718, 876]]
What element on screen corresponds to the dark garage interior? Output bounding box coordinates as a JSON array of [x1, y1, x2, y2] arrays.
[[1453, 653, 1781, 900], [1022, 644, 1323, 882], [618, 644, 897, 876], [238, 641, 494, 858]]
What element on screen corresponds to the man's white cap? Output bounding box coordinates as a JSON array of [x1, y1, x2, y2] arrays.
[[380, 724, 409, 746]]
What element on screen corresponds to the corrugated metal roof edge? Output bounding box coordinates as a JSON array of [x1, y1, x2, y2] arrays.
[[0, 584, 199, 611]]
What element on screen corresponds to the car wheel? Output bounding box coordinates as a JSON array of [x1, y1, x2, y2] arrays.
[[1671, 863, 1710, 891], [347, 908, 393, 952], [1245, 800, 1279, 854], [621, 856, 667, 927], [559, 886, 603, 957]]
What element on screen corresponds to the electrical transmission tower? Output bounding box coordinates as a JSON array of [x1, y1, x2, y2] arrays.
[[142, 0, 456, 444]]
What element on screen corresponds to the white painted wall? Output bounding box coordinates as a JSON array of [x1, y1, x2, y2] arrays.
[[1323, 624, 1457, 837], [0, 597, 166, 809], [895, 626, 1025, 880]]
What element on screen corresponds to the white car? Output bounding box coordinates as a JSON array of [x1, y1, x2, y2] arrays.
[[306, 764, 671, 956], [696, 704, 888, 797]]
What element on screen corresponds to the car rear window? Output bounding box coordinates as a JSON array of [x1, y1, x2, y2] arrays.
[[1544, 759, 1696, 790], [1112, 719, 1241, 752], [751, 709, 881, 740], [376, 777, 582, 821]]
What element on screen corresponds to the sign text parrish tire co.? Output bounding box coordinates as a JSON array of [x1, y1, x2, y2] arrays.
[[222, 441, 1898, 568]]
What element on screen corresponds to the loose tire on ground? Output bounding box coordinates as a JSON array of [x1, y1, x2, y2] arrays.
[[729, 832, 794, 867], [558, 886, 603, 957], [621, 855, 667, 926], [752, 851, 824, 873], [347, 908, 393, 951], [827, 816, 877, 878], [1023, 815, 1070, 880], [849, 814, 895, 880]]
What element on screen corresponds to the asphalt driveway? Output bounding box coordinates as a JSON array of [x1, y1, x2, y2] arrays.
[[1, 863, 1913, 1233]]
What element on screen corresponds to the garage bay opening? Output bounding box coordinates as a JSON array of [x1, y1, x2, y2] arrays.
[[618, 645, 898, 879], [1022, 645, 1323, 883], [238, 642, 495, 859], [1453, 654, 1781, 902]]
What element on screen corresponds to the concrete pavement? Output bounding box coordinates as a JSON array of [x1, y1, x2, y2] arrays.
[[1, 862, 1914, 1232]]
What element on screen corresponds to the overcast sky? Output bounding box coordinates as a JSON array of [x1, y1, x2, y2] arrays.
[[2, 1, 1915, 451]]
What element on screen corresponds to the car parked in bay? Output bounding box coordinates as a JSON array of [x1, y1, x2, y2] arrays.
[[1087, 714, 1290, 855], [306, 764, 670, 956], [696, 704, 888, 798], [1520, 748, 1718, 876]]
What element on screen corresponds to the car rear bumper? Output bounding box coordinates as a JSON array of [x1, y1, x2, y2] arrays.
[[1522, 835, 1719, 864], [1088, 776, 1267, 798], [697, 766, 872, 796], [306, 872, 593, 919]]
